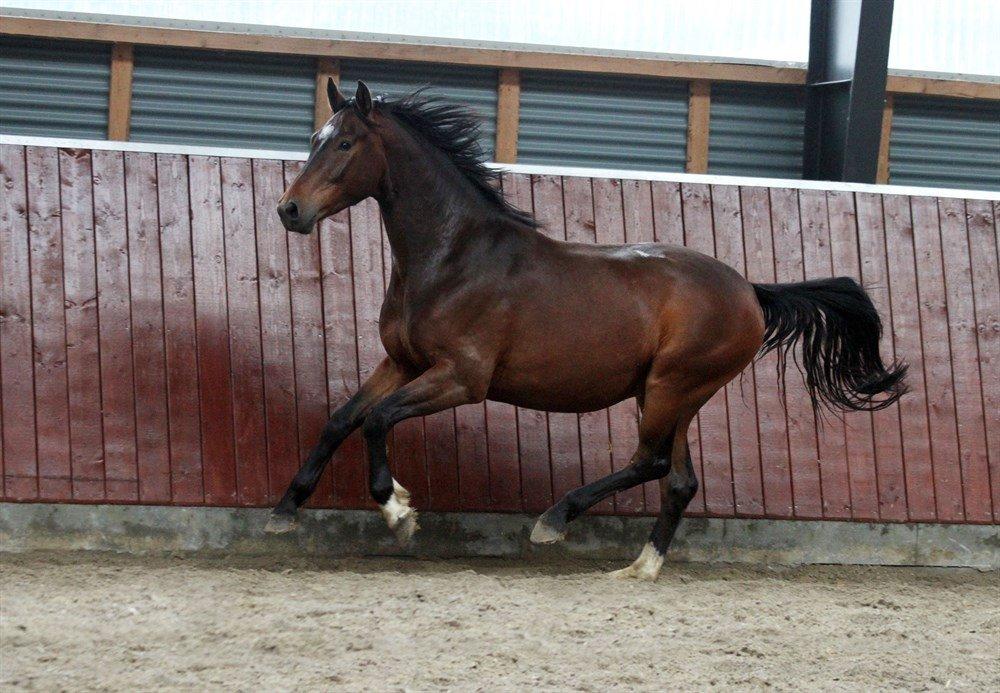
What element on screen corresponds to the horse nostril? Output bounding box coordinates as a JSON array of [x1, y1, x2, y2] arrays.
[[283, 201, 299, 220]]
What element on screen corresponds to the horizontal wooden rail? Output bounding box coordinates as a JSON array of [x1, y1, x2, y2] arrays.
[[0, 15, 776, 86], [4, 15, 998, 98]]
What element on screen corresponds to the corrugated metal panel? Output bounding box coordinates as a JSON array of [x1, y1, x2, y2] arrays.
[[517, 71, 687, 171], [890, 95, 1000, 191], [0, 35, 110, 139], [708, 83, 806, 178], [340, 59, 498, 158], [130, 46, 314, 150]]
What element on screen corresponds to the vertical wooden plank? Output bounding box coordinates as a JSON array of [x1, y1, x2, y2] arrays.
[[826, 190, 879, 521], [253, 159, 299, 506], [220, 157, 269, 506], [910, 195, 965, 521], [472, 177, 523, 512], [622, 179, 655, 242], [967, 200, 999, 521], [107, 43, 134, 141], [740, 186, 793, 518], [60, 148, 105, 502], [883, 194, 936, 521], [377, 218, 430, 511], [770, 187, 823, 519], [532, 174, 584, 503], [124, 152, 171, 503], [423, 410, 459, 511], [799, 189, 852, 519], [25, 147, 72, 500], [314, 57, 340, 130], [592, 176, 644, 514], [0, 145, 38, 500], [681, 182, 735, 517], [505, 172, 551, 513], [478, 177, 523, 512], [876, 94, 893, 184], [939, 197, 992, 522], [282, 166, 338, 508], [651, 181, 685, 247], [380, 226, 431, 511], [686, 80, 711, 174], [485, 399, 520, 511], [562, 175, 614, 514], [92, 149, 138, 501], [349, 197, 395, 508], [855, 192, 907, 521], [454, 402, 490, 511], [495, 68, 521, 163], [622, 178, 661, 514], [317, 190, 366, 510], [651, 180, 707, 516], [189, 155, 237, 505], [712, 184, 764, 517], [157, 154, 204, 504]]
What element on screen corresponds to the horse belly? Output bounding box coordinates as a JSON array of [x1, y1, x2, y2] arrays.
[[486, 328, 651, 413]]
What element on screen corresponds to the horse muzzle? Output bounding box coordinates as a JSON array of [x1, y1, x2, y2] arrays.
[[276, 199, 316, 234]]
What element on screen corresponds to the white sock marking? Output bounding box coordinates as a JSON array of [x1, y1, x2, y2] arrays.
[[631, 542, 665, 579], [379, 479, 412, 529]]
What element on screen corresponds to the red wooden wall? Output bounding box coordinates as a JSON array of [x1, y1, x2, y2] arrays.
[[1, 144, 997, 524]]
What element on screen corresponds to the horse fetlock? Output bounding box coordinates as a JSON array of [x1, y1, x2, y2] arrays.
[[609, 543, 665, 581], [380, 480, 418, 545]]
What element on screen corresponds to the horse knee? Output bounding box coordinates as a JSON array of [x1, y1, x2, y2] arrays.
[[664, 467, 698, 505], [637, 455, 671, 480]]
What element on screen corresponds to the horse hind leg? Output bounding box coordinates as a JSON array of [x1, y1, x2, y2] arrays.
[[530, 388, 686, 545], [610, 418, 697, 581]]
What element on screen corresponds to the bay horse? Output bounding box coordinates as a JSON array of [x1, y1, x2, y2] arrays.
[[266, 80, 906, 581]]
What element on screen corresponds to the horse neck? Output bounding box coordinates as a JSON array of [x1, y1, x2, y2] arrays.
[[373, 122, 503, 280]]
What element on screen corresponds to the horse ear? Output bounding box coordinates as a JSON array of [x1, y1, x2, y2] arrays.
[[355, 81, 373, 117], [327, 78, 348, 112]]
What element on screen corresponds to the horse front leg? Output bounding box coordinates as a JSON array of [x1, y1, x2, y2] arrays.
[[361, 361, 482, 544], [264, 358, 409, 533]]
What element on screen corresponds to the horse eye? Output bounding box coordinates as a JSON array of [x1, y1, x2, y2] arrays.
[[338, 140, 351, 151]]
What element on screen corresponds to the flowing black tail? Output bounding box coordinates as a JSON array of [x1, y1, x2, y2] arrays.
[[753, 277, 908, 412]]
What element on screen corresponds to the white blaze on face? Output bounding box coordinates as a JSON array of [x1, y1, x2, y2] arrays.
[[317, 121, 337, 145], [379, 478, 412, 529]]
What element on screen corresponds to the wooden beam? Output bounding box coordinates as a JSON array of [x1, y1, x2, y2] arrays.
[[876, 93, 894, 184], [0, 16, 805, 85], [494, 68, 520, 163], [314, 57, 340, 129], [886, 75, 1000, 100], [107, 42, 134, 141], [7, 16, 999, 101], [686, 80, 711, 174]]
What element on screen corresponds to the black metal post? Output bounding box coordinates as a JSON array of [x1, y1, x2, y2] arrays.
[[803, 0, 894, 183]]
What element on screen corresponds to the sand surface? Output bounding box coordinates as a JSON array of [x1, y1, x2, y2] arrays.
[[2, 552, 997, 691]]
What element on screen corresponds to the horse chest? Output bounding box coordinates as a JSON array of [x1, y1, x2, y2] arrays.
[[379, 297, 432, 370]]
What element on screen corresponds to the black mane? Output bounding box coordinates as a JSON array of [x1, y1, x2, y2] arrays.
[[371, 92, 539, 228]]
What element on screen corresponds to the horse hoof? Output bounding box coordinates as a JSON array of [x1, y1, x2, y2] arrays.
[[530, 517, 566, 544], [264, 513, 298, 534], [393, 508, 419, 546]]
